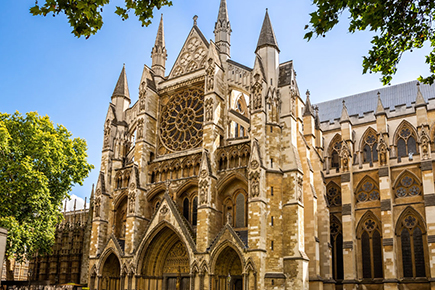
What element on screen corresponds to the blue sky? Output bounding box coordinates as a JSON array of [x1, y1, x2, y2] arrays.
[[0, 0, 431, 204]]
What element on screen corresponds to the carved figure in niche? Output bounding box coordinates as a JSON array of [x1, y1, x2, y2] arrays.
[[128, 190, 136, 214], [297, 176, 303, 202], [252, 74, 263, 110], [206, 58, 215, 92], [249, 171, 260, 197], [226, 212, 233, 225], [205, 98, 213, 122], [340, 143, 351, 171], [419, 128, 430, 159], [94, 197, 101, 218], [199, 179, 208, 204], [377, 136, 388, 166], [137, 119, 144, 139], [290, 89, 297, 116], [104, 120, 111, 148], [139, 93, 146, 112]]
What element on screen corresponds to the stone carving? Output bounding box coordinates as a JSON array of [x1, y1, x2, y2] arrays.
[[206, 58, 215, 92], [172, 37, 207, 78], [297, 176, 303, 202], [340, 142, 351, 171], [226, 212, 233, 225], [160, 205, 168, 215], [250, 160, 259, 170], [103, 120, 111, 148], [205, 98, 213, 122], [252, 74, 263, 110], [94, 196, 101, 218], [139, 93, 146, 112], [128, 190, 136, 214], [419, 128, 430, 160], [137, 118, 144, 139], [377, 136, 388, 166], [249, 171, 260, 197], [199, 179, 208, 204]]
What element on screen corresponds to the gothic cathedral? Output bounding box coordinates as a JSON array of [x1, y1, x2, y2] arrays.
[[87, 1, 435, 289]]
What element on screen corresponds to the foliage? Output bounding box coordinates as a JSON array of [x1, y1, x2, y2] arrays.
[[304, 0, 435, 85], [0, 112, 93, 261], [30, 0, 172, 38]]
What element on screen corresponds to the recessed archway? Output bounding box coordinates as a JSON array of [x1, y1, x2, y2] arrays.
[[138, 226, 191, 290], [213, 246, 244, 290], [100, 253, 121, 290]]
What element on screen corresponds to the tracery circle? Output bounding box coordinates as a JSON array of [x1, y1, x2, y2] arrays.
[[160, 88, 204, 151]]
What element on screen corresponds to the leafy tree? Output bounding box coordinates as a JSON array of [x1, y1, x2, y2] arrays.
[[305, 0, 435, 85], [30, 0, 172, 38], [0, 112, 93, 265]]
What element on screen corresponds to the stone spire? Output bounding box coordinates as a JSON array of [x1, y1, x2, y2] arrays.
[[152, 14, 167, 80], [214, 0, 231, 61], [255, 9, 279, 53], [415, 82, 427, 108], [111, 65, 131, 121], [339, 100, 350, 123], [303, 89, 315, 117], [112, 64, 130, 99], [375, 91, 386, 116]]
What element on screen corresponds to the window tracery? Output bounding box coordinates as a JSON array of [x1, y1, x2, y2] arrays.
[[394, 172, 422, 198], [396, 122, 417, 158], [328, 135, 342, 170], [159, 87, 204, 152], [326, 182, 341, 207], [357, 212, 383, 279], [330, 215, 343, 281], [361, 128, 378, 164], [397, 208, 427, 278], [355, 177, 380, 202]]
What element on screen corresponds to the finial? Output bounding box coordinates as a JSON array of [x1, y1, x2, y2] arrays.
[[84, 197, 87, 211], [74, 199, 77, 212], [266, 8, 268, 11], [64, 198, 67, 213], [306, 89, 310, 98], [342, 100, 346, 107], [377, 91, 380, 99], [193, 15, 198, 26]]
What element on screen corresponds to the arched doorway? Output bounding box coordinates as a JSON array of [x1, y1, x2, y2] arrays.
[[214, 246, 243, 290], [139, 226, 191, 290], [100, 253, 120, 290]]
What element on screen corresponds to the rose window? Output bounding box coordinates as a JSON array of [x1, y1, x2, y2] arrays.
[[160, 88, 204, 152]]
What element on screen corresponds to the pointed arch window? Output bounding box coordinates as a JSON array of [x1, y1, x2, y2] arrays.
[[394, 172, 422, 198], [361, 130, 378, 164], [183, 197, 190, 222], [355, 177, 380, 202], [357, 213, 383, 279], [329, 135, 342, 170], [396, 123, 418, 158], [397, 210, 427, 278], [192, 196, 198, 226], [330, 215, 343, 281], [326, 182, 341, 207], [235, 192, 246, 228]]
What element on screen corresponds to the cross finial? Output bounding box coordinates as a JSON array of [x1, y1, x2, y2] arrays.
[[193, 15, 198, 26]]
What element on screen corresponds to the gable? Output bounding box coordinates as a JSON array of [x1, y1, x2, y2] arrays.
[[168, 26, 210, 79]]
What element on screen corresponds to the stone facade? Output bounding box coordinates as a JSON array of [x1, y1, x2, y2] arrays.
[[28, 204, 92, 285], [87, 1, 435, 290]]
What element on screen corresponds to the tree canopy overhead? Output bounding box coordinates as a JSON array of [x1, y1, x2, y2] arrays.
[[305, 0, 435, 85], [0, 112, 93, 261], [30, 0, 172, 38]]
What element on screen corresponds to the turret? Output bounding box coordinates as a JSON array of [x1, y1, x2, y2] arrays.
[[111, 65, 131, 121], [255, 9, 279, 88], [151, 14, 167, 82], [214, 0, 231, 62]]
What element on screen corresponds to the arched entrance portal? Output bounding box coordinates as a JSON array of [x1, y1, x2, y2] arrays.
[[214, 247, 243, 290], [100, 253, 121, 290], [139, 227, 190, 290]]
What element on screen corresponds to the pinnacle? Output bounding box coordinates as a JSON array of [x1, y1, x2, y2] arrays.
[[256, 9, 279, 53], [154, 14, 165, 49], [217, 0, 229, 22], [415, 82, 426, 106], [112, 65, 130, 99], [303, 89, 315, 117], [340, 100, 350, 123], [375, 91, 385, 115]]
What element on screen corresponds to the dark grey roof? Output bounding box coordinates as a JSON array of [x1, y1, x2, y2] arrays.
[[315, 80, 435, 122], [256, 10, 279, 53]]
